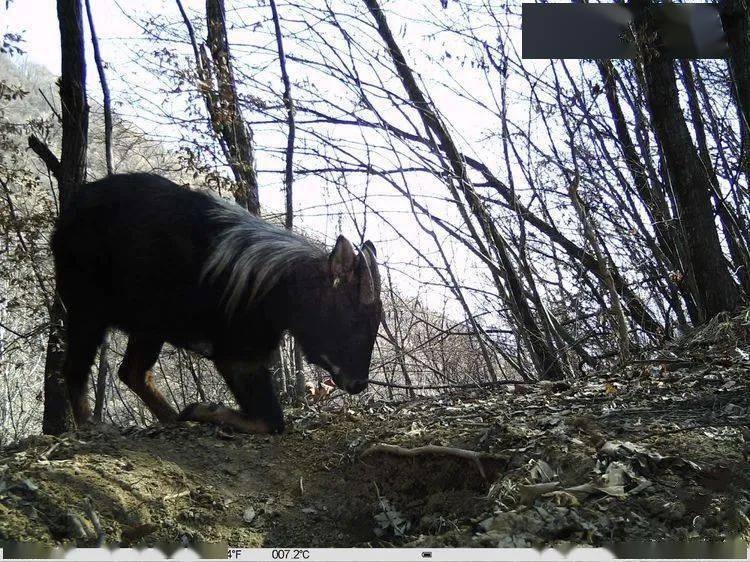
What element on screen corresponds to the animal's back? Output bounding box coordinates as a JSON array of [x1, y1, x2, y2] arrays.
[[53, 173, 223, 337]]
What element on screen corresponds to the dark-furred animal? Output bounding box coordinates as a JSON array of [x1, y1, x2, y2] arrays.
[[52, 173, 382, 433]]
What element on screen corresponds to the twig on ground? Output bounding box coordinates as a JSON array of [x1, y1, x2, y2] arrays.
[[362, 443, 495, 479], [163, 490, 191, 501], [66, 512, 87, 540], [40, 442, 62, 460], [84, 497, 106, 547], [368, 379, 531, 391]]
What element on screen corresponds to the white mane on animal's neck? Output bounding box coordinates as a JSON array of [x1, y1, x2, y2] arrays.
[[201, 196, 326, 315]]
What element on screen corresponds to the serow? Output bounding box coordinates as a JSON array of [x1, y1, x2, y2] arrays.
[[52, 173, 382, 434]]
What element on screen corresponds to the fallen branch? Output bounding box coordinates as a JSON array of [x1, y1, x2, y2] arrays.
[[368, 379, 531, 391], [40, 441, 62, 460], [362, 443, 496, 479], [630, 357, 750, 369], [66, 512, 87, 540], [84, 497, 106, 547], [632, 419, 750, 442], [163, 490, 191, 501]]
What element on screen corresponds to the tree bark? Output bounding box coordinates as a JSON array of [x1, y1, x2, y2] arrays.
[[205, 0, 260, 214], [719, 0, 750, 178], [630, 0, 739, 319], [679, 60, 750, 292], [37, 0, 90, 435]]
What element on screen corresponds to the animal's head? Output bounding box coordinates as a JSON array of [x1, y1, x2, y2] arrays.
[[293, 236, 382, 394]]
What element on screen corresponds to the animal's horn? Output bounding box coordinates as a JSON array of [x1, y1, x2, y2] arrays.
[[358, 240, 380, 304]]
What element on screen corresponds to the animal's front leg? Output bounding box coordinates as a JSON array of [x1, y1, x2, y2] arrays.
[[179, 358, 284, 434], [178, 403, 277, 433]]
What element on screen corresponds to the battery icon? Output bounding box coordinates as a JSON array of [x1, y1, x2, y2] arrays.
[[421, 553, 432, 559]]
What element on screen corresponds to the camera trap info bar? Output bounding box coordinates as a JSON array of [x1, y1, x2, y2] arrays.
[[522, 3, 728, 59], [3, 544, 750, 560]]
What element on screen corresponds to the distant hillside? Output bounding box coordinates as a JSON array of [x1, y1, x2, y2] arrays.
[[0, 52, 182, 180]]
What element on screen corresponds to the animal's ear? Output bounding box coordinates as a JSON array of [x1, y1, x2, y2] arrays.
[[358, 240, 381, 305], [329, 235, 356, 286]]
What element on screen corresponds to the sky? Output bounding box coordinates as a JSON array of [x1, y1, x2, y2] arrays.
[[4, 0, 133, 75]]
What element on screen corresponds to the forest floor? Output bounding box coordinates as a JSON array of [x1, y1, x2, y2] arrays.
[[1, 310, 749, 554]]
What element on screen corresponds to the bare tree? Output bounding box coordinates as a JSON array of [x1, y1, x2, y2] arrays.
[[84, 0, 112, 422], [568, 179, 629, 362], [205, 0, 259, 213], [631, 0, 740, 319], [720, 0, 750, 181], [363, 0, 564, 380], [176, 0, 259, 213], [28, 0, 90, 434]]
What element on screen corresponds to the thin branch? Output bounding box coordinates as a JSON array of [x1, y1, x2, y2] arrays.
[[27, 135, 61, 180], [84, 0, 114, 174], [269, 0, 296, 230], [368, 378, 531, 391], [362, 443, 502, 479]]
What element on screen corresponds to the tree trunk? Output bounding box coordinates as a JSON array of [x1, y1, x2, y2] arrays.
[[40, 0, 90, 435], [631, 0, 739, 319], [596, 62, 681, 271], [720, 0, 750, 178], [205, 0, 260, 214], [85, 0, 114, 420], [84, 0, 113, 176], [57, 0, 89, 204], [42, 304, 75, 435], [679, 60, 750, 292], [384, 271, 415, 398], [269, 0, 306, 402]]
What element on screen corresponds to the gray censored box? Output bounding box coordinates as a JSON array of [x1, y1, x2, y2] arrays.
[[522, 3, 728, 59]]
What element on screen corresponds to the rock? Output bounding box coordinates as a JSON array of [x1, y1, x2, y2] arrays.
[[243, 507, 257, 525]]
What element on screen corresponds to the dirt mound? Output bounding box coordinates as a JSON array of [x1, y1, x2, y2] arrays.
[[0, 411, 496, 548], [1, 310, 749, 549]]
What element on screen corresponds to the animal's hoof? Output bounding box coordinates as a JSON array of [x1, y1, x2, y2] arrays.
[[178, 402, 220, 422], [76, 421, 121, 437], [177, 403, 198, 421], [267, 417, 285, 434], [179, 403, 282, 434]]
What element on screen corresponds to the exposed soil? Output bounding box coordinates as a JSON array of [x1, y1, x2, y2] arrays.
[[1, 310, 749, 552]]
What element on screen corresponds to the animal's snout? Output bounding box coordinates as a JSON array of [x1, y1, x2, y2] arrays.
[[344, 379, 368, 394]]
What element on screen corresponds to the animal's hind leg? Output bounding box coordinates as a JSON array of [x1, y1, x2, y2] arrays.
[[117, 335, 177, 423], [63, 314, 106, 426]]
